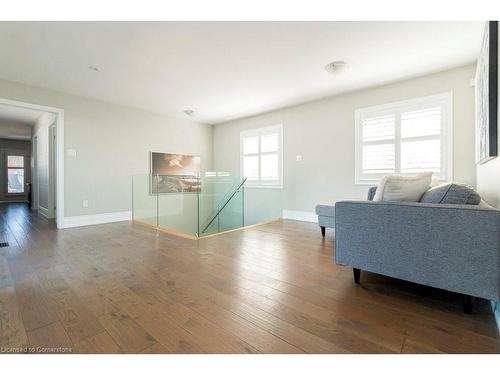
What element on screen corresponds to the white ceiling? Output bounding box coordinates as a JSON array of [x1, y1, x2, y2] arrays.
[[0, 22, 484, 124]]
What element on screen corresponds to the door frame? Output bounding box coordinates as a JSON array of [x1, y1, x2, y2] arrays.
[[33, 136, 39, 210], [48, 123, 56, 219], [0, 98, 65, 228]]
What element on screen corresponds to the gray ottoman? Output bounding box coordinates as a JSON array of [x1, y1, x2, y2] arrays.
[[315, 204, 335, 237]]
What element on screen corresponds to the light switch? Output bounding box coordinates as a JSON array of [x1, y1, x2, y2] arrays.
[[82, 200, 89, 208], [67, 149, 77, 157], [296, 154, 303, 162]]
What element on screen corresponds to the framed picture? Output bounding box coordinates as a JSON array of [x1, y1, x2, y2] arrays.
[[150, 152, 201, 193], [475, 21, 498, 164]]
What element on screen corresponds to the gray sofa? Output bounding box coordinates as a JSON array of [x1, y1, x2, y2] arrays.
[[335, 186, 500, 313]]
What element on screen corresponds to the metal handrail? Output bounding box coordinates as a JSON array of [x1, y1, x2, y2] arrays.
[[201, 177, 247, 234]]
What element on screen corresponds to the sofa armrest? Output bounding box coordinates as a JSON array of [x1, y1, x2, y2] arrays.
[[335, 201, 500, 301]]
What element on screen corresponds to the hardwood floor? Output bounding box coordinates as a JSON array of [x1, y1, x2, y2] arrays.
[[0, 202, 499, 354]]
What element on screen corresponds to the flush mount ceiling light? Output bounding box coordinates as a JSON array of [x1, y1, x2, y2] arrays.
[[325, 61, 347, 74], [183, 109, 195, 116], [88, 65, 100, 72]]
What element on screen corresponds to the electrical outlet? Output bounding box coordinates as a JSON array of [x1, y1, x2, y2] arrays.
[[67, 149, 77, 157], [82, 200, 89, 208], [296, 154, 303, 162]]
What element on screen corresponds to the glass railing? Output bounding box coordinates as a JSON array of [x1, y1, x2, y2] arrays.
[[132, 174, 158, 228], [243, 186, 283, 226], [132, 173, 252, 238], [198, 175, 246, 236]]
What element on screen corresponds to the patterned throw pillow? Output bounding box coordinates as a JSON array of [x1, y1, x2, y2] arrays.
[[420, 183, 481, 205]]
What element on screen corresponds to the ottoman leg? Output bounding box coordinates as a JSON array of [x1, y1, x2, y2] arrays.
[[353, 268, 361, 284], [320, 226, 326, 238]]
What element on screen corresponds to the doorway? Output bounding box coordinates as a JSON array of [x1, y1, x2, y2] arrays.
[[0, 142, 31, 203], [0, 98, 64, 228]]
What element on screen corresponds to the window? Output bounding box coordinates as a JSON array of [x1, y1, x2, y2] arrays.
[[240, 125, 283, 188], [355, 92, 452, 184], [7, 155, 25, 194]]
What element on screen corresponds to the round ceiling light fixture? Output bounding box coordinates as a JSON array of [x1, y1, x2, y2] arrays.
[[325, 61, 347, 74], [183, 109, 195, 117]]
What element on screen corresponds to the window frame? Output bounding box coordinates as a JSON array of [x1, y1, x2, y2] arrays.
[[6, 153, 26, 195], [354, 92, 453, 185], [240, 124, 283, 189]]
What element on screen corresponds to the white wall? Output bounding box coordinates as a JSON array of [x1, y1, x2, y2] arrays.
[[213, 65, 477, 215], [0, 78, 213, 219], [32, 112, 55, 216]]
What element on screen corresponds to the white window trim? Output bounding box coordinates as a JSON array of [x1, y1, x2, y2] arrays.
[[354, 92, 453, 185], [240, 124, 283, 189]]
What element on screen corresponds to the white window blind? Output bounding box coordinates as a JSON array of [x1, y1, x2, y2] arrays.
[[355, 93, 452, 184], [240, 125, 283, 188], [361, 114, 396, 174]]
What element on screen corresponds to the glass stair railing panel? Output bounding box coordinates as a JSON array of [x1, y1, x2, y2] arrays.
[[132, 174, 158, 228], [198, 173, 246, 236], [243, 187, 283, 226], [132, 172, 258, 239], [157, 174, 199, 237], [218, 188, 244, 232]]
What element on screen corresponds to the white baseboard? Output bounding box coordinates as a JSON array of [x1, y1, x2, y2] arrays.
[[282, 209, 317, 223], [38, 206, 49, 218], [61, 211, 132, 229]]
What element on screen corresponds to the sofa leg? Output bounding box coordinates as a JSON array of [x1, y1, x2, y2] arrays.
[[320, 226, 326, 238], [353, 268, 361, 284], [463, 295, 475, 314]]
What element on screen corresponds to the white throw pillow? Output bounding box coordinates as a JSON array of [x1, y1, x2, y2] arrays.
[[373, 172, 433, 202]]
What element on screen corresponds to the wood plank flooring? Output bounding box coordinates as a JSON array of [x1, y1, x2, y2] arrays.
[[0, 202, 499, 354]]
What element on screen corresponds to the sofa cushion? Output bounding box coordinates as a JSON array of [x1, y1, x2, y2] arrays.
[[373, 172, 432, 202], [315, 204, 335, 217], [420, 183, 481, 205]]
